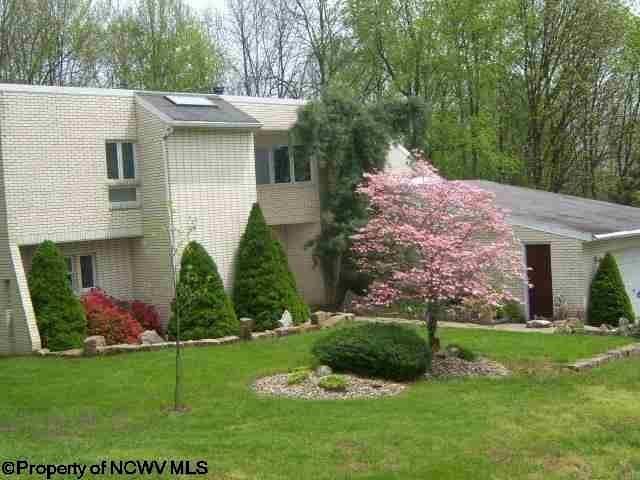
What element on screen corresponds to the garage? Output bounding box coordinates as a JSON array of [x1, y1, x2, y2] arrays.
[[611, 246, 640, 317], [465, 181, 640, 321]]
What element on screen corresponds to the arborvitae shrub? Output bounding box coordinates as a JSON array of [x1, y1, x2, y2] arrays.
[[168, 241, 239, 340], [587, 252, 635, 326], [312, 323, 431, 381], [233, 203, 310, 331], [27, 240, 86, 350]]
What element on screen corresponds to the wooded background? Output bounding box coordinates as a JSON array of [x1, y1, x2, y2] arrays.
[[1, 0, 639, 204]]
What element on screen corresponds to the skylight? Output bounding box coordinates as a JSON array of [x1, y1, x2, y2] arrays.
[[165, 95, 216, 107]]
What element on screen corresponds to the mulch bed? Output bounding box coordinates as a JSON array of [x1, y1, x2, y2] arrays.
[[253, 356, 510, 400], [426, 355, 511, 379], [252, 373, 406, 400]]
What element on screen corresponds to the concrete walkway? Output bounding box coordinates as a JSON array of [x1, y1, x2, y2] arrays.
[[355, 316, 557, 334]]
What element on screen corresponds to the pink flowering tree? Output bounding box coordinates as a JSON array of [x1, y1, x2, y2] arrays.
[[352, 156, 525, 349]]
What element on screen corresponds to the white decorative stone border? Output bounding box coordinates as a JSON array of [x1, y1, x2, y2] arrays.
[[36, 312, 357, 358], [566, 343, 640, 371], [38, 322, 339, 358]]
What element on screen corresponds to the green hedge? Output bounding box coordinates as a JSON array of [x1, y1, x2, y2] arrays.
[[312, 323, 430, 381], [169, 241, 239, 340], [27, 240, 86, 351], [233, 203, 309, 331], [587, 252, 635, 326]]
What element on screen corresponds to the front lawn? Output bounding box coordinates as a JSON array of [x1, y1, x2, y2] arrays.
[[1, 328, 638, 479]]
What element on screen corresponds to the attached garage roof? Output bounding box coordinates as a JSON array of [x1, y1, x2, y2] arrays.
[[465, 180, 640, 241], [135, 92, 261, 128]]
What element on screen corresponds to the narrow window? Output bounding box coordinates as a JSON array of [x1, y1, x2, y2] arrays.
[[293, 145, 311, 182], [273, 146, 291, 183], [122, 142, 136, 179], [79, 255, 95, 289], [255, 148, 271, 185], [64, 256, 78, 291], [106, 143, 119, 179]]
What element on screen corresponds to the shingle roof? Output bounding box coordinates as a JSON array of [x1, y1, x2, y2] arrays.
[[464, 180, 640, 239], [136, 92, 261, 128]]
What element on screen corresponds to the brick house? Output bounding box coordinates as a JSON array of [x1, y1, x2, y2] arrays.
[[0, 84, 325, 354]]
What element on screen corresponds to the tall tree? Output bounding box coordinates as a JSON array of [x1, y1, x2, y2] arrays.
[[106, 0, 223, 91], [516, 0, 625, 191], [292, 90, 406, 304], [0, 0, 102, 85], [352, 158, 524, 349]]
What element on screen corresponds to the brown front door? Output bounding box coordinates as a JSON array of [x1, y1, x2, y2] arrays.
[[525, 244, 554, 319]]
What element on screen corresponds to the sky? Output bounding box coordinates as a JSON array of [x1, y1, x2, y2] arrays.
[[184, 0, 227, 12]]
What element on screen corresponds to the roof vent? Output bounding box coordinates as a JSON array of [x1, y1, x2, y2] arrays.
[[165, 95, 216, 107]]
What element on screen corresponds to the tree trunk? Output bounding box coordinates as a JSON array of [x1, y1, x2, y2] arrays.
[[424, 304, 440, 352]]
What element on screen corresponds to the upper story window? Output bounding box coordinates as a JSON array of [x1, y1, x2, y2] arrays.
[[106, 142, 136, 180], [105, 142, 139, 209], [255, 145, 312, 185]]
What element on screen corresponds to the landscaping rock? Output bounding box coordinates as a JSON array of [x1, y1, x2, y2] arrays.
[[275, 326, 296, 337], [217, 335, 240, 345], [526, 319, 553, 329], [566, 342, 640, 370], [341, 290, 359, 313], [310, 311, 331, 326], [239, 318, 254, 341], [315, 365, 333, 377], [98, 344, 140, 355], [252, 330, 276, 340], [83, 335, 106, 356], [138, 330, 165, 345], [320, 313, 355, 328], [445, 345, 461, 358]]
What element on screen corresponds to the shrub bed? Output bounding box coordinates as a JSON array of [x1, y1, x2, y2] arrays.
[[128, 300, 162, 334], [82, 289, 143, 345], [312, 323, 430, 381]]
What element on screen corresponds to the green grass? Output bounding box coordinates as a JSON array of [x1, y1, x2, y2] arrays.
[[1, 327, 639, 479]]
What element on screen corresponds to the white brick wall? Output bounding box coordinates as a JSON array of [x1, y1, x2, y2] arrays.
[[222, 96, 305, 131], [273, 223, 326, 305], [130, 102, 173, 324], [166, 128, 257, 290], [0, 91, 142, 244], [512, 225, 588, 314]]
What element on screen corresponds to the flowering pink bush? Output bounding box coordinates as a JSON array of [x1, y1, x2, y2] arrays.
[[352, 154, 525, 347], [81, 289, 143, 345], [129, 300, 162, 334]]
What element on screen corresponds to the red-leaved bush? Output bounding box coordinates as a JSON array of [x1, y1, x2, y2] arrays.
[[81, 289, 143, 345], [128, 300, 163, 334]]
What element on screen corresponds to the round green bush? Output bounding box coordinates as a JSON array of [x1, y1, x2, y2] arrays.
[[287, 370, 310, 385], [318, 374, 348, 391], [311, 323, 430, 381]]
